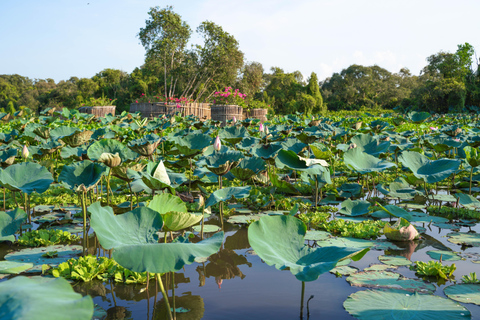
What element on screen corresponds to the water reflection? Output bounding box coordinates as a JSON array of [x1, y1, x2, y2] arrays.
[[197, 248, 252, 288], [106, 306, 132, 320], [385, 240, 418, 260], [154, 294, 204, 320]]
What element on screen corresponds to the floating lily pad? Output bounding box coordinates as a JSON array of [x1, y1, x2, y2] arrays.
[[347, 271, 434, 293], [46, 224, 83, 234], [444, 284, 480, 306], [344, 289, 471, 320], [192, 225, 221, 233], [227, 214, 265, 224], [447, 232, 480, 247], [4, 245, 82, 272], [330, 265, 358, 276], [378, 255, 412, 266], [364, 264, 398, 272], [317, 237, 400, 250], [338, 199, 371, 216], [426, 250, 462, 261], [433, 222, 460, 230], [0, 261, 34, 274]]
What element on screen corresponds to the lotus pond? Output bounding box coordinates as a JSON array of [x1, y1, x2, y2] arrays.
[[1, 109, 480, 319]]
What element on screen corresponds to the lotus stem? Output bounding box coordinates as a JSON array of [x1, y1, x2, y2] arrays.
[[156, 273, 173, 320], [201, 204, 205, 240], [3, 187, 5, 211], [128, 182, 133, 210], [106, 169, 112, 206], [300, 281, 305, 319], [172, 272, 176, 320], [80, 191, 87, 256], [470, 167, 474, 195], [315, 179, 318, 207], [218, 175, 224, 230]]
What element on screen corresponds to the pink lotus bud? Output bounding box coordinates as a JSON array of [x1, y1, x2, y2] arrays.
[[430, 126, 438, 131], [233, 116, 237, 123], [265, 126, 269, 135], [214, 136, 221, 151], [22, 145, 29, 159], [259, 123, 264, 133]]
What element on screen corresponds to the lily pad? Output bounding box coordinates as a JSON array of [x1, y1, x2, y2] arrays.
[[447, 232, 480, 247], [0, 207, 27, 238], [426, 250, 462, 261], [192, 225, 221, 233], [399, 151, 461, 184], [347, 271, 434, 293], [205, 186, 251, 208], [364, 264, 398, 272], [378, 255, 412, 266], [305, 230, 331, 241], [444, 284, 480, 305], [4, 245, 83, 273], [344, 289, 471, 319], [330, 265, 358, 276], [0, 261, 34, 274], [338, 199, 371, 216]]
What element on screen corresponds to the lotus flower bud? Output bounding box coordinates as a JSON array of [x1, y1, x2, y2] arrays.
[[22, 145, 29, 159], [265, 126, 269, 135], [214, 136, 221, 151], [259, 122, 264, 133], [232, 116, 237, 124], [430, 126, 438, 131]]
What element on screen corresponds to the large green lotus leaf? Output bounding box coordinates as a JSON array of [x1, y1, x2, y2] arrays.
[[61, 130, 93, 148], [269, 169, 300, 195], [89, 202, 162, 250], [87, 138, 138, 162], [0, 261, 33, 274], [148, 193, 187, 215], [163, 212, 202, 231], [427, 250, 462, 261], [60, 145, 88, 160], [0, 276, 93, 320], [248, 215, 369, 282], [58, 160, 107, 192], [376, 204, 413, 221], [407, 111, 431, 123], [230, 156, 266, 181], [344, 148, 396, 174], [455, 193, 480, 209], [172, 133, 212, 156], [218, 125, 249, 144], [205, 186, 251, 208], [399, 151, 461, 183], [350, 133, 390, 156], [275, 150, 325, 176], [445, 284, 480, 305], [317, 237, 401, 251], [50, 126, 79, 141], [4, 245, 83, 273], [0, 148, 17, 166], [337, 183, 363, 198], [347, 271, 434, 293], [344, 289, 470, 320], [249, 143, 283, 159], [281, 138, 307, 154], [0, 162, 53, 194], [127, 134, 161, 156], [338, 199, 371, 216], [113, 231, 223, 274], [205, 150, 243, 167], [0, 207, 26, 237], [447, 232, 480, 247]]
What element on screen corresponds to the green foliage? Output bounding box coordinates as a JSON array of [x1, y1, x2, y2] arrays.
[[411, 260, 456, 280], [82, 94, 116, 107], [462, 272, 480, 284], [427, 205, 480, 220], [18, 229, 79, 247], [51, 255, 153, 283], [319, 219, 386, 239]]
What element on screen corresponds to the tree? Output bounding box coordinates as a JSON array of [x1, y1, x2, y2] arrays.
[[306, 72, 324, 113], [138, 6, 191, 99], [237, 61, 264, 103]]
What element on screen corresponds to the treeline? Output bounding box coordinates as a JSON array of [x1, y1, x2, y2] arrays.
[[1, 6, 479, 115]]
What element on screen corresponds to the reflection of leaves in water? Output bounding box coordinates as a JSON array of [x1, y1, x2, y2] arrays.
[[73, 280, 107, 300], [114, 273, 190, 302], [385, 240, 418, 260], [155, 294, 204, 320], [106, 306, 133, 320], [196, 248, 252, 287], [224, 228, 250, 250], [416, 233, 451, 251]]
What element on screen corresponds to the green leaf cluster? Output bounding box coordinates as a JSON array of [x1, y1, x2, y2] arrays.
[[462, 272, 480, 284], [427, 205, 480, 220], [18, 229, 79, 247], [411, 260, 456, 279], [319, 219, 386, 239], [51, 255, 153, 284]]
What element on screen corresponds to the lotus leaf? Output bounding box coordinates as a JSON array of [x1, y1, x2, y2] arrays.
[[447, 232, 480, 247], [455, 193, 480, 209], [89, 202, 223, 274], [205, 150, 243, 176], [399, 151, 461, 183], [205, 186, 251, 208], [275, 150, 326, 176], [344, 289, 470, 320], [349, 133, 390, 156], [0, 162, 53, 194], [0, 207, 26, 237], [5, 245, 83, 272], [364, 264, 398, 272], [249, 143, 283, 160], [218, 125, 248, 144], [127, 134, 161, 156], [0, 260, 34, 274], [248, 215, 369, 281], [444, 284, 480, 305], [59, 160, 107, 192], [427, 250, 462, 261], [344, 148, 396, 174], [50, 126, 79, 141], [61, 130, 93, 147], [376, 204, 413, 221], [230, 156, 266, 181], [0, 276, 94, 320], [148, 193, 188, 214], [348, 271, 433, 292], [330, 265, 358, 276], [60, 145, 88, 160], [337, 183, 363, 198], [338, 199, 371, 216], [378, 255, 412, 266], [87, 138, 138, 162], [407, 111, 431, 123]]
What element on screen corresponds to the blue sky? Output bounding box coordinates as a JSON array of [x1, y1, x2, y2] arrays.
[[1, 0, 479, 83]]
